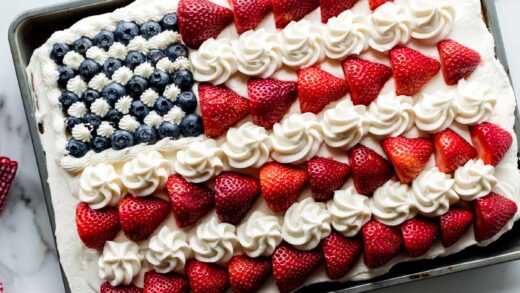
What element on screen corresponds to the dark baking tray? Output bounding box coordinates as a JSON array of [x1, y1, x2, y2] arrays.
[[8, 0, 520, 292]]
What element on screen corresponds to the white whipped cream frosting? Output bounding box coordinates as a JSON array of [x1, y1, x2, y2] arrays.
[[173, 57, 191, 71], [174, 139, 224, 183], [98, 241, 143, 287], [410, 0, 455, 43], [71, 124, 92, 143], [108, 42, 128, 60], [140, 88, 159, 107], [237, 211, 283, 258], [156, 57, 175, 73], [67, 101, 87, 118], [127, 36, 149, 54], [163, 106, 185, 124], [97, 121, 115, 138], [67, 76, 88, 97], [327, 187, 371, 237], [321, 100, 368, 149], [121, 151, 171, 197], [79, 163, 126, 209], [148, 31, 180, 50], [115, 96, 133, 115], [222, 122, 272, 169], [112, 66, 133, 85], [367, 94, 414, 137], [453, 79, 496, 125], [146, 226, 192, 274], [412, 167, 459, 217], [134, 62, 155, 79], [414, 92, 455, 133], [453, 159, 497, 201], [189, 217, 237, 264], [368, 2, 413, 52], [86, 47, 109, 65], [90, 98, 111, 117], [144, 111, 163, 129], [191, 38, 237, 85], [119, 115, 140, 132], [63, 51, 84, 70], [325, 11, 370, 59], [163, 84, 181, 102], [281, 20, 326, 68], [88, 73, 111, 92], [370, 180, 418, 226]]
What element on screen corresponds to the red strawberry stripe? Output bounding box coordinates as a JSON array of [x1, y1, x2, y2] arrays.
[[100, 282, 142, 293], [273, 0, 320, 29], [144, 271, 188, 293], [322, 231, 363, 279], [369, 0, 393, 10], [348, 144, 394, 195], [307, 156, 351, 202], [118, 196, 170, 241], [390, 47, 440, 96], [320, 0, 360, 23], [342, 58, 392, 106], [382, 136, 433, 184], [433, 128, 477, 174], [473, 192, 517, 242], [470, 122, 513, 167], [76, 202, 120, 249], [229, 255, 272, 293], [362, 220, 403, 268], [438, 39, 481, 85], [439, 207, 473, 247], [298, 66, 348, 114], [0, 156, 18, 215], [215, 172, 261, 225], [260, 162, 308, 212], [400, 217, 438, 257], [186, 260, 230, 293], [229, 0, 272, 34]]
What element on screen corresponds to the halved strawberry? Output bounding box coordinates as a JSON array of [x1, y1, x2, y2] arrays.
[[186, 260, 230, 293], [144, 271, 188, 293], [342, 57, 393, 106], [369, 0, 393, 10], [166, 174, 215, 228], [0, 156, 18, 215], [362, 220, 403, 268], [382, 136, 433, 184], [118, 196, 170, 241], [439, 207, 473, 247], [178, 0, 234, 49], [272, 243, 323, 293], [100, 282, 142, 293], [248, 78, 298, 129], [199, 83, 250, 138], [307, 157, 351, 202], [400, 217, 438, 257], [473, 192, 517, 242], [390, 47, 440, 96], [215, 172, 261, 225], [272, 0, 320, 29], [438, 39, 481, 85], [320, 0, 360, 23], [229, 255, 272, 293], [76, 202, 120, 249], [433, 128, 477, 173], [470, 122, 513, 166], [298, 66, 348, 114], [260, 162, 308, 212], [348, 144, 394, 195], [229, 0, 272, 34], [322, 231, 363, 279]]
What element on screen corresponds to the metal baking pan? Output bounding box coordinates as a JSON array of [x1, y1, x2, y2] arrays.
[[8, 0, 520, 292]]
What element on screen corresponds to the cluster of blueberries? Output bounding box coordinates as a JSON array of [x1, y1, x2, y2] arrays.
[[51, 13, 205, 158]]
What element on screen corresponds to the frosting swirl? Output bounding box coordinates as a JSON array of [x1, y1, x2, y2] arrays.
[[222, 122, 272, 169], [412, 167, 459, 217], [134, 62, 154, 79], [98, 241, 143, 287], [174, 139, 224, 183], [281, 20, 326, 69], [325, 11, 370, 59], [370, 180, 417, 226], [140, 88, 159, 107], [321, 100, 368, 149], [414, 92, 455, 133], [121, 151, 171, 197], [190, 217, 237, 263], [67, 101, 87, 118], [453, 159, 497, 201], [453, 79, 496, 125], [86, 47, 109, 65], [191, 38, 237, 85], [119, 115, 140, 132], [97, 121, 115, 138], [146, 226, 192, 274], [144, 111, 163, 128], [63, 51, 84, 70], [67, 76, 87, 97], [90, 98, 111, 117], [115, 96, 133, 115], [108, 42, 128, 60], [410, 0, 456, 43], [72, 124, 92, 142], [237, 211, 283, 258], [163, 106, 185, 125], [327, 187, 371, 237], [127, 36, 149, 54], [367, 94, 414, 137], [112, 66, 133, 85], [88, 73, 111, 92], [148, 31, 180, 50], [79, 163, 125, 209], [369, 2, 413, 52]]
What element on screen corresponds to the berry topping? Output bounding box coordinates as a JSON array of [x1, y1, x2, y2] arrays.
[[135, 124, 158, 145], [0, 157, 18, 215], [140, 21, 162, 39], [438, 39, 481, 85], [186, 260, 230, 293], [82, 113, 103, 129], [79, 59, 101, 81], [307, 156, 351, 202], [177, 91, 198, 113], [433, 128, 477, 173], [369, 0, 393, 10], [158, 122, 181, 140], [166, 43, 189, 61], [94, 30, 115, 51], [348, 144, 394, 195], [51, 43, 70, 63], [73, 37, 93, 56], [161, 13, 179, 31], [320, 0, 359, 23], [125, 51, 147, 70], [362, 220, 403, 268], [105, 109, 123, 126], [100, 282, 141, 293], [470, 122, 513, 166], [298, 66, 349, 114], [103, 57, 123, 78], [114, 21, 139, 44], [154, 96, 174, 115], [59, 91, 80, 109], [66, 139, 90, 157], [473, 192, 517, 242], [229, 0, 272, 34], [439, 207, 473, 247], [102, 82, 127, 105], [400, 217, 438, 257], [180, 114, 204, 137], [118, 196, 170, 241], [260, 162, 308, 212], [148, 49, 166, 65], [65, 116, 83, 134], [143, 271, 188, 293], [111, 129, 135, 150], [322, 231, 363, 280], [229, 255, 272, 293], [91, 136, 112, 153], [126, 76, 149, 98], [82, 89, 101, 106], [272, 0, 320, 29], [57, 65, 75, 87], [75, 202, 120, 249], [172, 69, 194, 90], [382, 136, 433, 184], [130, 100, 150, 121], [149, 69, 171, 90]]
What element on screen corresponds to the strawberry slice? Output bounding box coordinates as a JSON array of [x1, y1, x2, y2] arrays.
[[438, 39, 481, 85], [272, 243, 323, 293], [260, 162, 308, 212], [362, 220, 403, 268], [178, 0, 234, 49], [342, 57, 393, 106], [100, 282, 142, 293], [390, 47, 441, 96], [348, 144, 394, 195], [320, 0, 360, 23], [307, 156, 351, 202], [433, 128, 477, 173], [199, 83, 250, 138], [473, 192, 517, 242], [382, 136, 433, 184], [322, 231, 363, 279], [144, 271, 188, 293], [118, 196, 170, 241], [215, 171, 261, 225], [248, 78, 298, 129], [76, 202, 120, 249], [272, 0, 320, 29], [400, 217, 438, 257], [167, 174, 215, 228], [0, 156, 18, 215], [229, 0, 272, 34], [369, 0, 393, 10], [298, 66, 348, 114], [229, 255, 272, 293], [470, 122, 513, 166], [439, 207, 473, 247], [186, 260, 230, 293]]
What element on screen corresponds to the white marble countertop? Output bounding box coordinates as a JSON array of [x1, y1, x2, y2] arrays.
[[0, 0, 518, 292]]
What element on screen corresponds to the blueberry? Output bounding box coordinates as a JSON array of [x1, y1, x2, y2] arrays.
[[94, 30, 115, 50], [105, 109, 123, 126], [102, 83, 127, 105], [111, 130, 135, 150], [91, 136, 111, 153], [82, 113, 102, 129], [158, 122, 180, 140], [180, 114, 204, 137], [79, 59, 101, 81], [103, 58, 123, 78], [66, 139, 90, 158], [65, 116, 83, 134], [59, 91, 79, 109], [57, 65, 75, 87], [147, 49, 166, 65], [177, 91, 198, 113], [126, 76, 149, 98], [50, 43, 70, 63], [125, 51, 146, 70], [161, 13, 179, 31], [149, 70, 171, 90], [154, 96, 174, 115], [140, 22, 162, 39], [114, 21, 139, 44], [73, 38, 93, 56], [172, 70, 194, 91], [130, 100, 149, 121], [166, 43, 189, 60], [82, 89, 101, 106], [135, 125, 158, 145]]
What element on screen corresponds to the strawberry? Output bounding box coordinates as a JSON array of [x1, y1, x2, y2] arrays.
[[215, 172, 261, 225], [260, 162, 308, 212], [178, 0, 234, 49], [382, 136, 433, 184], [470, 122, 513, 166], [100, 282, 142, 293], [144, 271, 188, 293], [473, 192, 517, 242], [297, 66, 348, 114], [199, 83, 250, 138], [272, 243, 323, 293], [248, 78, 298, 129], [438, 39, 481, 85], [272, 0, 320, 29], [229, 0, 272, 34], [369, 0, 393, 10], [400, 217, 438, 257], [118, 196, 170, 241], [322, 231, 363, 280], [228, 255, 272, 293], [362, 220, 403, 268], [186, 260, 230, 293], [307, 157, 351, 202], [342, 57, 393, 106], [348, 144, 394, 195], [0, 156, 18, 215], [76, 202, 120, 249], [167, 174, 215, 228], [390, 47, 441, 96], [433, 128, 477, 173], [439, 207, 473, 247], [320, 0, 360, 23]]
